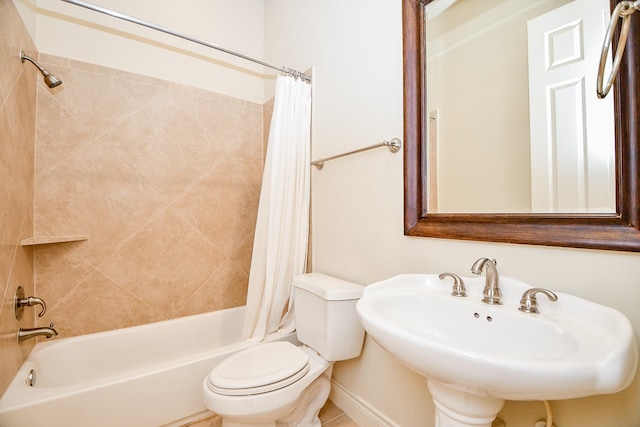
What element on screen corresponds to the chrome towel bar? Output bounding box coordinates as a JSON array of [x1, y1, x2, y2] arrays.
[[311, 138, 402, 170]]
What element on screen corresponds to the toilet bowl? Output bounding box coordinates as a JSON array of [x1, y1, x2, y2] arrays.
[[203, 343, 331, 426], [202, 273, 365, 427]]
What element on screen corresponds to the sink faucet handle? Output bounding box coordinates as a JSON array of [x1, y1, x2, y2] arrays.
[[518, 288, 558, 314], [438, 273, 467, 297]]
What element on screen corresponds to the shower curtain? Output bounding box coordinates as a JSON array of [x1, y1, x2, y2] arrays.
[[242, 75, 312, 341]]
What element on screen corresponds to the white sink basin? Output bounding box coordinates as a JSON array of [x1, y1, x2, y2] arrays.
[[357, 274, 638, 407]]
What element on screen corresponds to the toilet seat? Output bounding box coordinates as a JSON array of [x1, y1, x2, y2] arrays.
[[207, 341, 310, 396]]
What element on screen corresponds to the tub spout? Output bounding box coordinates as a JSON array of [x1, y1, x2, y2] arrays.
[[18, 323, 58, 343]]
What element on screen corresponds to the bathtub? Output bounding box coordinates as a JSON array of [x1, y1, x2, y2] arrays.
[[0, 306, 297, 427]]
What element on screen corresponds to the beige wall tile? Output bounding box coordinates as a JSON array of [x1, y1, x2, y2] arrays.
[[0, 0, 35, 104], [174, 260, 248, 318], [106, 88, 227, 203], [1, 0, 270, 396], [39, 64, 164, 136], [39, 270, 164, 336], [33, 57, 266, 339], [35, 140, 168, 266], [0, 0, 37, 396], [0, 283, 34, 396], [98, 209, 227, 317], [173, 158, 260, 254], [34, 242, 94, 308], [0, 106, 20, 287], [34, 87, 94, 179], [229, 233, 255, 275]]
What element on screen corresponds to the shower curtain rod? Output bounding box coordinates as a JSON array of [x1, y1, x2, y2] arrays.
[[60, 0, 312, 82]]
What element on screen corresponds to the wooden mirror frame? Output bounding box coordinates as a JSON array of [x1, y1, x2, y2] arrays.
[[403, 0, 640, 252]]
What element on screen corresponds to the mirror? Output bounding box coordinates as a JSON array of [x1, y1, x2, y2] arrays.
[[425, 0, 615, 214], [403, 0, 640, 251]]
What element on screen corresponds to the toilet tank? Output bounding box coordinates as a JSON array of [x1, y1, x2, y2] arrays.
[[292, 273, 365, 361]]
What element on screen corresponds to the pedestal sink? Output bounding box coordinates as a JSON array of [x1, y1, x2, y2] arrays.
[[356, 274, 638, 427]]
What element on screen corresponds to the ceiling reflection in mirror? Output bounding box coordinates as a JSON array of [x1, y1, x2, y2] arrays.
[[424, 0, 616, 214]]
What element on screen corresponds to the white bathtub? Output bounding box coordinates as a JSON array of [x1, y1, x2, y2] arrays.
[[0, 306, 297, 427]]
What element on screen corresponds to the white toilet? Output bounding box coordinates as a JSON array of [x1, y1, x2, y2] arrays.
[[202, 273, 365, 427]]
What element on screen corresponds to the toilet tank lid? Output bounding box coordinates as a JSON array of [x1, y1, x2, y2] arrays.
[[293, 273, 363, 300]]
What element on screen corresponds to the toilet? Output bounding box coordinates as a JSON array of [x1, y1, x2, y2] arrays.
[[202, 273, 365, 427]]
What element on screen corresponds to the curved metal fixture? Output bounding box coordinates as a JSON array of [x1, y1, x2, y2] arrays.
[[519, 288, 558, 314], [14, 286, 48, 319], [18, 323, 58, 343], [470, 258, 501, 305], [597, 0, 640, 98], [20, 50, 63, 88], [438, 272, 467, 297], [311, 138, 402, 170]]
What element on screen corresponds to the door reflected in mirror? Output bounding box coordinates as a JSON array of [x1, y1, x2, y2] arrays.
[[425, 0, 616, 214]]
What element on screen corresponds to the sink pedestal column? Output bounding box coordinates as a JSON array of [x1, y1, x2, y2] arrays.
[[427, 379, 504, 427]]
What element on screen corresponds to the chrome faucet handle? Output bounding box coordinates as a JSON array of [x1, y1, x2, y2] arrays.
[[14, 286, 47, 318], [26, 297, 47, 317], [518, 288, 558, 314], [438, 272, 467, 297]]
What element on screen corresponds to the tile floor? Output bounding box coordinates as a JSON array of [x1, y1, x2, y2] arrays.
[[319, 400, 359, 426], [180, 400, 357, 427]]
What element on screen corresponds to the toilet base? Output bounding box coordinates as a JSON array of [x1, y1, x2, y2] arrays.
[[221, 375, 331, 427]]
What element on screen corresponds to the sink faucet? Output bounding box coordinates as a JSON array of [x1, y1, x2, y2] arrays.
[[17, 323, 58, 343], [471, 258, 502, 305]]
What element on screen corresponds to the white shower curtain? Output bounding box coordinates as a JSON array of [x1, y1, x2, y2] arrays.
[[242, 75, 312, 341]]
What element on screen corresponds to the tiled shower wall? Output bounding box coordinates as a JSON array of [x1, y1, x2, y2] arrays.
[[0, 0, 37, 395], [1, 0, 272, 394], [33, 56, 268, 337]]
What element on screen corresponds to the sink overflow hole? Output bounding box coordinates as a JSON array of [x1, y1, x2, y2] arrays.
[[473, 313, 493, 322]]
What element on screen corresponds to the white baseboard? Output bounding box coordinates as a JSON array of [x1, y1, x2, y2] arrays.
[[329, 380, 399, 427]]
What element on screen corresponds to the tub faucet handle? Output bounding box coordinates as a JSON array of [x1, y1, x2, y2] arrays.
[[14, 286, 48, 318], [438, 272, 467, 297]]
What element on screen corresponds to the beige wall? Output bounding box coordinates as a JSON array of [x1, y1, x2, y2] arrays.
[[0, 0, 37, 396], [32, 56, 262, 337], [265, 1, 640, 426]]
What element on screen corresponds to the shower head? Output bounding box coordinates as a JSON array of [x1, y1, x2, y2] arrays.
[[19, 50, 63, 89]]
